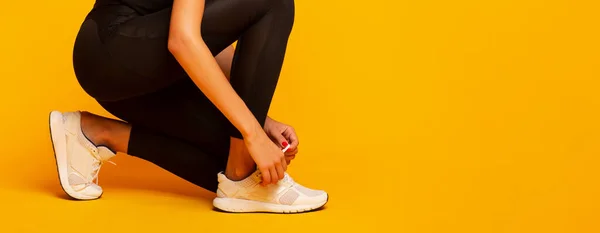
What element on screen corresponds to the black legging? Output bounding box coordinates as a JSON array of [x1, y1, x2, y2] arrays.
[[72, 0, 295, 192]]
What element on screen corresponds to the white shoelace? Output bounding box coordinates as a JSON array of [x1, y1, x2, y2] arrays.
[[90, 160, 116, 185], [88, 146, 116, 185]]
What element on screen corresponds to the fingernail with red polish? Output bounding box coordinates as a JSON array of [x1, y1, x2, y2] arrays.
[[282, 141, 288, 147]]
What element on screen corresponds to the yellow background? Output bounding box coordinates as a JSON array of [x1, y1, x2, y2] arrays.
[[1, 0, 599, 232]]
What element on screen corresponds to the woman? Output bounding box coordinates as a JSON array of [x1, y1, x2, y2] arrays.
[[49, 0, 328, 213]]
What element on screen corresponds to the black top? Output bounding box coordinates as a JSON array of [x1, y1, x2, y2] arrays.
[[95, 0, 173, 15]]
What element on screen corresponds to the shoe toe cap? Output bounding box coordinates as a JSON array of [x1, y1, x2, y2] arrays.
[[70, 184, 103, 199], [293, 189, 328, 206]]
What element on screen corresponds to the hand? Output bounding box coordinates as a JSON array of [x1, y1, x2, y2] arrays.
[[264, 117, 299, 165], [244, 128, 287, 186]]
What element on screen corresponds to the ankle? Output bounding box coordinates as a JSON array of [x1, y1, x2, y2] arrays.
[[80, 111, 111, 147], [225, 167, 255, 181]]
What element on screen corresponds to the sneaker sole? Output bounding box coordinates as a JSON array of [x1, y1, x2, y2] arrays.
[[49, 111, 101, 200], [213, 196, 328, 213]]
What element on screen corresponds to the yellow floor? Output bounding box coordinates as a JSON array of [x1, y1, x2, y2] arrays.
[[2, 0, 600, 232]]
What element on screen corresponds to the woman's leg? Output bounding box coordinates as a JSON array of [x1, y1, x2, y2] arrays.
[[214, 46, 259, 181], [213, 46, 257, 180], [68, 1, 327, 212], [80, 109, 228, 191], [78, 49, 237, 191], [83, 45, 250, 189], [95, 79, 231, 191], [70, 0, 295, 192], [101, 0, 295, 134], [80, 112, 130, 153], [215, 45, 235, 81], [104, 0, 294, 180], [208, 0, 296, 180]]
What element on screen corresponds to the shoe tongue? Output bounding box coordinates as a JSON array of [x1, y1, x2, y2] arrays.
[[97, 146, 116, 161]]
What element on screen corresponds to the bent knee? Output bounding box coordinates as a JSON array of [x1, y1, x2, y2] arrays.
[[269, 0, 295, 28]]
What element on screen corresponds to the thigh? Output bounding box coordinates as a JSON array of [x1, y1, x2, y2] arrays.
[[98, 79, 231, 156], [100, 0, 272, 97]]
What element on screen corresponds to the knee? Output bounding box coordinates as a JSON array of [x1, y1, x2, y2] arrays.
[[276, 0, 295, 14], [269, 0, 295, 28]]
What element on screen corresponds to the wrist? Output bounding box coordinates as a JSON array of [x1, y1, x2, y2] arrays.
[[240, 122, 264, 140]]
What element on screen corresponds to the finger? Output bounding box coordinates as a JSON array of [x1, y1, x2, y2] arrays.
[[269, 130, 289, 149], [269, 167, 279, 185], [286, 158, 292, 165], [275, 162, 285, 182], [285, 147, 298, 156], [281, 157, 288, 172], [286, 155, 296, 163], [261, 168, 271, 186], [283, 127, 299, 149]]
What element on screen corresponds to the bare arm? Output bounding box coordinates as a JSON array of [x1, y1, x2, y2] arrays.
[[167, 0, 286, 183], [168, 0, 260, 138]]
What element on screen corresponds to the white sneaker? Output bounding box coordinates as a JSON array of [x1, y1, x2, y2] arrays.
[[49, 111, 116, 200], [213, 171, 328, 213]]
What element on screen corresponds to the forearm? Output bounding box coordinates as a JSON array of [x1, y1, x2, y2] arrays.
[[169, 37, 261, 138], [168, 0, 262, 138]]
